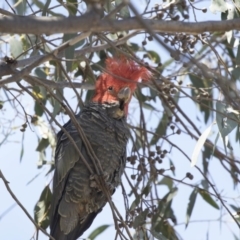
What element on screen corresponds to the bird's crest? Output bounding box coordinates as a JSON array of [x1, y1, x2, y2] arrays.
[[104, 56, 152, 90], [92, 56, 152, 110]]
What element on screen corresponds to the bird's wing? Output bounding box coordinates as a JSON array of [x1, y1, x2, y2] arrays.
[[50, 118, 83, 234]]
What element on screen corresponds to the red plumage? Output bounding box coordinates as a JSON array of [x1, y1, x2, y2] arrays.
[[92, 56, 151, 114]]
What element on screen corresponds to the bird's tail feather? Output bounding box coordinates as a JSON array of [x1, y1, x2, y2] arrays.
[[50, 209, 102, 240]]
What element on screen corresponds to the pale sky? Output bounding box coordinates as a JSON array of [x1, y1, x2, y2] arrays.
[[1, 1, 240, 240]]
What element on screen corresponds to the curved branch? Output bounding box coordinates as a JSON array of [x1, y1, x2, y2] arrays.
[[0, 14, 240, 35], [0, 170, 55, 240], [25, 75, 95, 89], [0, 31, 138, 78]]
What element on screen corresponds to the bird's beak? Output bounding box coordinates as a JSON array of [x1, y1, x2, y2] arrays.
[[117, 87, 131, 103]]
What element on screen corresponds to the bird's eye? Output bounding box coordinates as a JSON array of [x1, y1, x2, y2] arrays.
[[108, 86, 113, 91]]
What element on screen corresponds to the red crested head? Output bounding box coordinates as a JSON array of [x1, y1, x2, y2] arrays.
[[92, 56, 152, 116]]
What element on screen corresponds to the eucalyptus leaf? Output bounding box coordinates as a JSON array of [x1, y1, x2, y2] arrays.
[[115, 0, 130, 18], [133, 210, 148, 229], [150, 113, 168, 145], [67, 0, 78, 15], [150, 229, 169, 240], [36, 138, 50, 152], [19, 132, 25, 162], [209, 0, 228, 13], [198, 189, 219, 209], [229, 204, 240, 212], [12, 0, 26, 15], [63, 34, 75, 72], [9, 36, 23, 59], [42, 0, 51, 16], [34, 185, 52, 229], [186, 189, 198, 228], [158, 176, 173, 190], [216, 102, 239, 139], [147, 50, 161, 63], [87, 224, 110, 240], [130, 195, 141, 210]]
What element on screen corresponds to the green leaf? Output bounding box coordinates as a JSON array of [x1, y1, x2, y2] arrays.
[[152, 188, 178, 239], [230, 204, 240, 212], [232, 67, 240, 81], [222, 2, 240, 21], [33, 116, 56, 149], [104, 0, 114, 13], [63, 34, 75, 72], [19, 132, 25, 162], [209, 0, 228, 13], [62, 34, 84, 73], [36, 138, 50, 152], [32, 83, 47, 116], [232, 45, 240, 80], [87, 225, 110, 240], [130, 195, 141, 210], [229, 161, 239, 188], [133, 229, 149, 240], [34, 185, 52, 229], [32, 0, 45, 9], [236, 124, 240, 143], [153, 217, 179, 240], [150, 230, 169, 240], [142, 102, 156, 111], [115, 0, 130, 18], [150, 113, 168, 145], [189, 73, 212, 123], [133, 213, 145, 229], [67, 0, 78, 15], [156, 188, 178, 227], [216, 102, 239, 139], [12, 0, 26, 15], [133, 209, 148, 229], [189, 74, 205, 90], [34, 99, 46, 116], [198, 189, 219, 209], [42, 0, 51, 16], [128, 42, 141, 52], [147, 50, 161, 63], [186, 189, 198, 228], [149, 88, 158, 102], [52, 90, 63, 117], [202, 147, 211, 178], [158, 188, 178, 213], [37, 151, 45, 168], [158, 176, 173, 190], [35, 68, 48, 82], [169, 159, 176, 176], [142, 183, 151, 197], [9, 36, 23, 59], [132, 127, 144, 151]]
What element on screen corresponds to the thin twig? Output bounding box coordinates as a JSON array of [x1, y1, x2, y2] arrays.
[[0, 170, 55, 240]]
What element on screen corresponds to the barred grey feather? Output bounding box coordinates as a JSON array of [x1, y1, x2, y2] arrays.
[[50, 102, 130, 240]]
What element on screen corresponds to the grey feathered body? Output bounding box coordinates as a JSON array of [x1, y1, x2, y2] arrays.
[[50, 102, 130, 240]]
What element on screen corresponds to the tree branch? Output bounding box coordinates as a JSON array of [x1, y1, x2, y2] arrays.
[[24, 75, 95, 89], [0, 31, 138, 78], [0, 14, 240, 35], [0, 170, 55, 240]]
